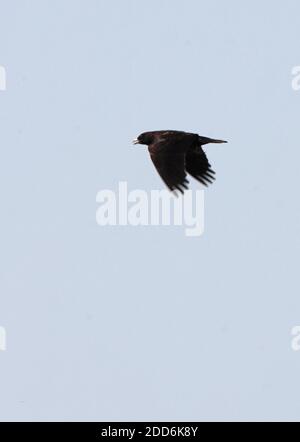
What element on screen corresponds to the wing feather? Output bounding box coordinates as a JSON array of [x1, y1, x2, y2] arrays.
[[150, 151, 189, 193], [185, 148, 216, 187]]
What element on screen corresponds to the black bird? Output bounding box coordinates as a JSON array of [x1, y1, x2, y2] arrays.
[[133, 130, 227, 193]]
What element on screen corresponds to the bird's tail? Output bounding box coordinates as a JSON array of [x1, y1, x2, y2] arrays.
[[198, 136, 227, 145]]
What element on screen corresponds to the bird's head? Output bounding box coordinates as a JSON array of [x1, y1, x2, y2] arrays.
[[132, 132, 155, 146]]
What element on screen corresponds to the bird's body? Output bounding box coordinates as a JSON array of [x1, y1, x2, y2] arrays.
[[133, 130, 227, 193]]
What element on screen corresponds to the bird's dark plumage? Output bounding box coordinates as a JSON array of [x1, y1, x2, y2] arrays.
[[133, 130, 227, 193]]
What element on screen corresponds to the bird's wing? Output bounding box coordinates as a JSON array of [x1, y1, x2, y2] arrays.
[[150, 149, 189, 193], [185, 147, 216, 187], [148, 133, 197, 193]]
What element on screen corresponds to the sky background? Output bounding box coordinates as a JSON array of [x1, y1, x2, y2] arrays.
[[0, 0, 300, 422]]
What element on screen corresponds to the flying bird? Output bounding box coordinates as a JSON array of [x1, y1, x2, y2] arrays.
[[133, 130, 227, 193]]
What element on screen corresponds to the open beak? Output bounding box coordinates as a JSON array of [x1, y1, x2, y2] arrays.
[[132, 138, 139, 145]]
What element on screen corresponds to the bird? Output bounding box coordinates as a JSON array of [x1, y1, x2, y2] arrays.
[[133, 130, 227, 193]]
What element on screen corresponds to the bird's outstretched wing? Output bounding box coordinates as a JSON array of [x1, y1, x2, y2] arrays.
[[185, 147, 216, 187], [150, 150, 189, 193], [148, 133, 195, 193]]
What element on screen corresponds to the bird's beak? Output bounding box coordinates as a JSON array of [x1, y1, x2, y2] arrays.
[[132, 138, 139, 145]]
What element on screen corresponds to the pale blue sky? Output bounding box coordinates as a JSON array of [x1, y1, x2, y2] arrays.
[[0, 0, 300, 421]]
